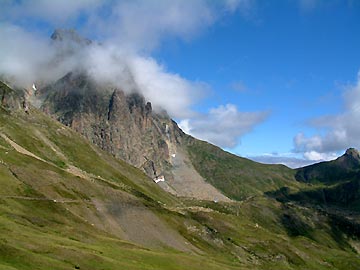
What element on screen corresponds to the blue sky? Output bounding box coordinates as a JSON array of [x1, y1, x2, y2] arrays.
[[154, 0, 360, 163], [1, 0, 360, 167]]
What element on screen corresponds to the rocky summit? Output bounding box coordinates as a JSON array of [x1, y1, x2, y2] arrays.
[[37, 69, 230, 201]]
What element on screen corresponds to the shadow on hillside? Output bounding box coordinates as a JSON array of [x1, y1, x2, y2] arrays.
[[266, 186, 360, 250], [266, 178, 360, 211], [280, 206, 314, 239]]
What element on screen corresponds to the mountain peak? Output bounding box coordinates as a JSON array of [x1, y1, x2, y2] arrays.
[[51, 29, 92, 46], [344, 147, 360, 160], [295, 147, 360, 184]]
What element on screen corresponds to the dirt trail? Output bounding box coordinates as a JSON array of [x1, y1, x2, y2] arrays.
[[33, 129, 67, 160], [0, 133, 46, 162], [0, 132, 99, 183], [0, 195, 85, 203]]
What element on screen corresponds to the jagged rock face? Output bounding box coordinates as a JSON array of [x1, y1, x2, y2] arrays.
[[51, 29, 92, 46], [0, 81, 26, 111], [32, 29, 231, 202], [39, 72, 184, 179]]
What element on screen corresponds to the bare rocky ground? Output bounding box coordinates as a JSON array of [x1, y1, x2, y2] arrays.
[[169, 148, 230, 202]]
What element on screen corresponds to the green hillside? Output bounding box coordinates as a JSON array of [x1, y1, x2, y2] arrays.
[[186, 139, 301, 200], [1, 85, 360, 269]]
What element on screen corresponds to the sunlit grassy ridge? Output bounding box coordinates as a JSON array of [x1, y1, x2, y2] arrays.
[[186, 139, 301, 200]]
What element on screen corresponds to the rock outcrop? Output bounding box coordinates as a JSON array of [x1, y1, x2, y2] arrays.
[[30, 29, 230, 201], [39, 72, 182, 180], [36, 71, 229, 201], [0, 81, 26, 112]]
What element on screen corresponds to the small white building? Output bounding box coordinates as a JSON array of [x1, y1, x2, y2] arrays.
[[153, 175, 165, 183]]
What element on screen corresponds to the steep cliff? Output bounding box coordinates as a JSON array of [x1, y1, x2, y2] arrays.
[[39, 72, 179, 177], [0, 81, 26, 112], [37, 71, 229, 201]]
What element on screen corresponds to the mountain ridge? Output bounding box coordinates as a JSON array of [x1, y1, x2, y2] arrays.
[[295, 147, 360, 184]]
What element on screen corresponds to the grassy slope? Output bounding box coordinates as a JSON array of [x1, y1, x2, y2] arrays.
[[186, 139, 301, 200], [0, 102, 359, 269], [268, 175, 360, 211], [0, 108, 236, 270]]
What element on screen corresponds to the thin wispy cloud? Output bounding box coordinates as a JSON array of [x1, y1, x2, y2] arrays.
[[249, 153, 315, 168], [298, 0, 320, 12], [179, 104, 269, 148], [230, 81, 248, 92], [294, 71, 360, 161]]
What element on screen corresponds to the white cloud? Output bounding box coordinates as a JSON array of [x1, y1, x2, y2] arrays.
[[178, 119, 191, 134], [294, 71, 360, 159], [250, 153, 316, 168], [127, 55, 206, 118], [179, 104, 268, 148], [0, 23, 203, 118], [0, 0, 262, 147], [0, 29, 204, 118], [82, 0, 257, 51], [2, 0, 256, 51], [0, 24, 56, 87], [99, 0, 215, 51], [303, 151, 338, 161]]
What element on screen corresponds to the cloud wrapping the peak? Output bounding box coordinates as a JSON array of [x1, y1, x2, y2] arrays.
[[294, 71, 360, 160], [0, 24, 56, 86], [128, 56, 206, 118], [0, 0, 264, 147], [179, 104, 269, 148], [0, 26, 203, 118]]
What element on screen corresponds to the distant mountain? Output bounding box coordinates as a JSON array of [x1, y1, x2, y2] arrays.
[[295, 148, 360, 184], [266, 148, 360, 212]]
